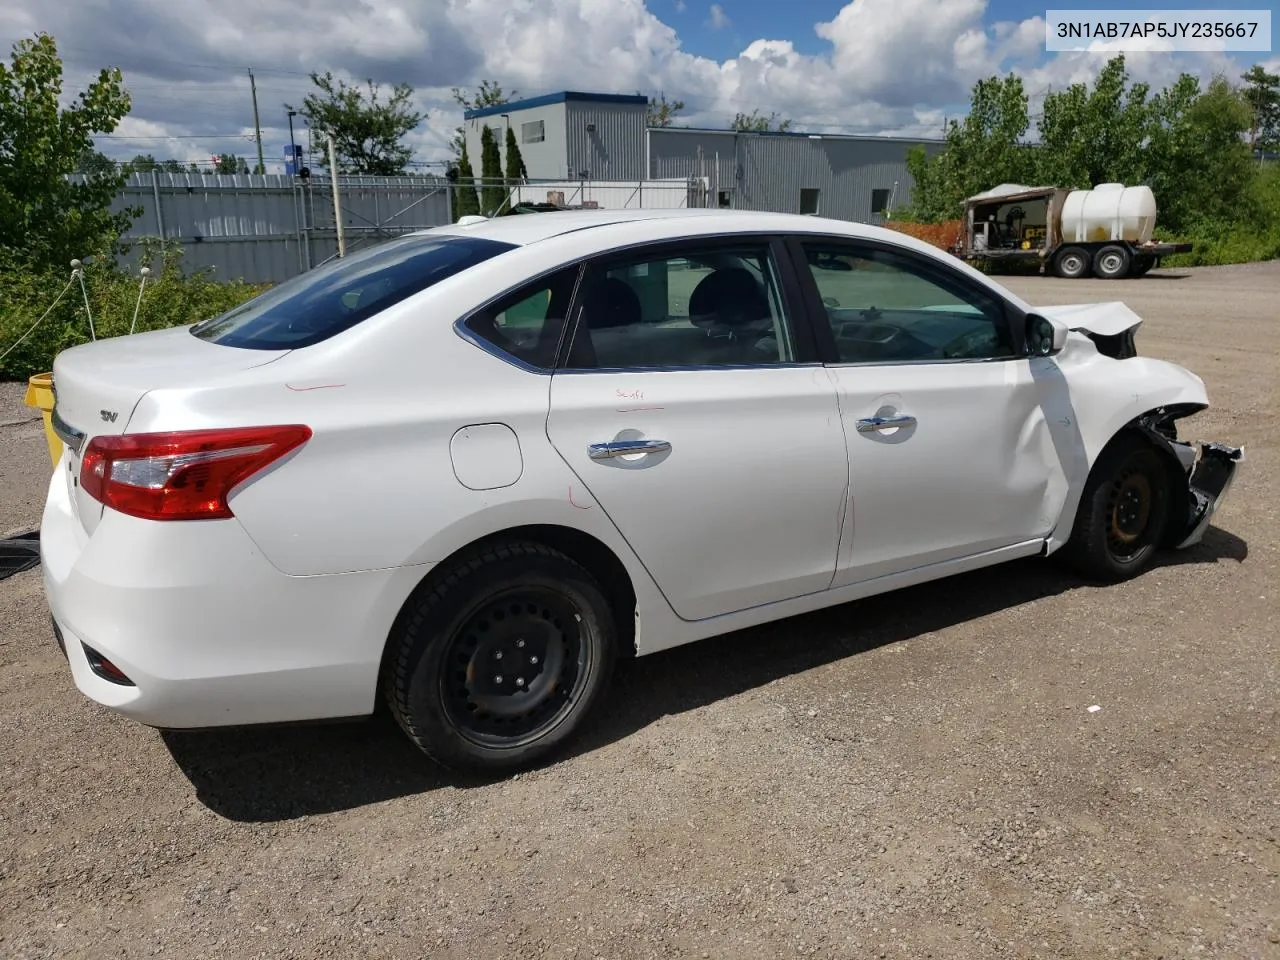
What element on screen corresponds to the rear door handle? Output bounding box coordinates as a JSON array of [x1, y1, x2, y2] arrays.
[[855, 414, 917, 434], [588, 439, 672, 460]]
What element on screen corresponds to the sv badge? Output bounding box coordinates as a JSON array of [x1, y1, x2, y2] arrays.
[[100, 409, 118, 423]]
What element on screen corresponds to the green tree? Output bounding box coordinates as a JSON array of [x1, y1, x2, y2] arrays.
[[503, 125, 527, 185], [1035, 56, 1150, 188], [1241, 64, 1280, 153], [452, 141, 481, 220], [0, 33, 134, 267], [904, 73, 1032, 221], [731, 109, 792, 132], [287, 72, 422, 175], [479, 124, 504, 215], [213, 154, 250, 174], [450, 80, 517, 157], [1178, 76, 1255, 226], [123, 153, 160, 174], [644, 91, 685, 127], [75, 149, 116, 176]]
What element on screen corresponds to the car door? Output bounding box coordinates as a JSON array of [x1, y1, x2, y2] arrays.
[[545, 236, 849, 622], [788, 236, 1070, 587]]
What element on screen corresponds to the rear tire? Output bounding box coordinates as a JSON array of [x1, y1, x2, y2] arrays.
[[1061, 435, 1171, 583], [1054, 246, 1091, 279], [383, 541, 617, 774], [1093, 244, 1131, 279]]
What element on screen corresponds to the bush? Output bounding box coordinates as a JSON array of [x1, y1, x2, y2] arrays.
[[0, 242, 265, 381]]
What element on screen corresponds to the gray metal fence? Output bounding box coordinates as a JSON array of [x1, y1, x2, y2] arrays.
[[76, 172, 454, 284]]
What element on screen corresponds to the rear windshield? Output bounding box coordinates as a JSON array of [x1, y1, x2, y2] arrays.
[[191, 234, 516, 349]]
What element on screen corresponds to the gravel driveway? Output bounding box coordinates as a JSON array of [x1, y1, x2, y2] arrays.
[[1, 262, 1277, 959]]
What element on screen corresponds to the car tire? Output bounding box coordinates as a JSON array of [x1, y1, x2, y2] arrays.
[[1054, 246, 1091, 279], [383, 541, 618, 774], [1061, 434, 1171, 583], [1093, 244, 1131, 279]]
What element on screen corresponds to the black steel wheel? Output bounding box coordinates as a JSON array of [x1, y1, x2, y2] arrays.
[[1060, 435, 1171, 582], [1093, 244, 1131, 279], [1054, 246, 1091, 279], [384, 541, 617, 774]]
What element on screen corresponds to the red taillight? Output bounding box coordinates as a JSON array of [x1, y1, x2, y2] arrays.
[[79, 425, 312, 521]]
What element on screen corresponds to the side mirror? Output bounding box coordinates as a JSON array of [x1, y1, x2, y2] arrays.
[[1025, 312, 1067, 357]]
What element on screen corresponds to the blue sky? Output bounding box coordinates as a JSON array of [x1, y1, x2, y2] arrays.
[[676, 0, 1275, 73]]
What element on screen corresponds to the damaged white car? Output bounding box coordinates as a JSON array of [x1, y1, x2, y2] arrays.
[[41, 209, 1242, 773]]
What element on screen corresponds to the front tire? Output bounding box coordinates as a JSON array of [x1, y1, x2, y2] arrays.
[[383, 542, 618, 774], [1061, 435, 1171, 582]]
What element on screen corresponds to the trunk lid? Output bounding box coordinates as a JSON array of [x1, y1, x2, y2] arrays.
[[51, 327, 289, 534]]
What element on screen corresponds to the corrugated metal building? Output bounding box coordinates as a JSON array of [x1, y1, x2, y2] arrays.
[[648, 128, 944, 224], [463, 92, 649, 181], [462, 90, 943, 224]]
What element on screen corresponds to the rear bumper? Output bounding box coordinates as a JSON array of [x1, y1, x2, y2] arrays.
[[39, 468, 426, 729]]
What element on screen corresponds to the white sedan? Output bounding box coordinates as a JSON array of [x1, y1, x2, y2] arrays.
[[40, 209, 1242, 773]]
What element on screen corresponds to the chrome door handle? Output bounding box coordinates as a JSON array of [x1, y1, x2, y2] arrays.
[[588, 439, 672, 460], [855, 414, 917, 434]]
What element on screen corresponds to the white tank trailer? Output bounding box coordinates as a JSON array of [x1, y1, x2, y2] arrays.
[[954, 183, 1192, 278]]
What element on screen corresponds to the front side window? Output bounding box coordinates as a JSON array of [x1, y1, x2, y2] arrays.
[[566, 244, 796, 369], [800, 242, 1015, 364], [193, 235, 515, 350]]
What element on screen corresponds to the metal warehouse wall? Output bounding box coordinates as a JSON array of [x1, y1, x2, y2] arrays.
[[648, 130, 944, 224], [71, 172, 452, 284], [565, 102, 648, 181], [464, 103, 569, 181]]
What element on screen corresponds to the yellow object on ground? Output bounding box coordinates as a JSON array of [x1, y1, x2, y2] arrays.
[[24, 372, 62, 470]]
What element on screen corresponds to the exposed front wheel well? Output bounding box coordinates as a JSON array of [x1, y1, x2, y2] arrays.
[[1089, 419, 1196, 549], [379, 525, 638, 695]]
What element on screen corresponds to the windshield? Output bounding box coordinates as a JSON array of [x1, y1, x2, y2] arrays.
[[191, 234, 516, 350]]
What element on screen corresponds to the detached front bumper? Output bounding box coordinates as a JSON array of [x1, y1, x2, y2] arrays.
[[1174, 441, 1245, 549]]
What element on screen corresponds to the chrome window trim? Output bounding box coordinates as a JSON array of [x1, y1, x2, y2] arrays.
[[556, 361, 821, 375]]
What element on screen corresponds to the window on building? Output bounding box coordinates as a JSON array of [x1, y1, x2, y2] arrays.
[[871, 189, 892, 216], [717, 190, 732, 208], [799, 188, 820, 216], [521, 120, 545, 144]]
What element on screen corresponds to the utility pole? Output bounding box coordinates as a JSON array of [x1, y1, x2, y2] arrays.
[[249, 68, 265, 174], [328, 135, 345, 258]]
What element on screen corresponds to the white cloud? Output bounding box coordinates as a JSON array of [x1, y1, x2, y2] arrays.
[[708, 4, 730, 30], [676, 0, 687, 11], [0, 0, 1255, 167]]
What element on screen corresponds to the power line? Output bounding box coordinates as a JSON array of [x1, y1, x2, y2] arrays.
[[93, 134, 257, 140]]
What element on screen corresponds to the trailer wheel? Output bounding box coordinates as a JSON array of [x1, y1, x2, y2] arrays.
[[1054, 247, 1091, 279], [1093, 245, 1131, 279]]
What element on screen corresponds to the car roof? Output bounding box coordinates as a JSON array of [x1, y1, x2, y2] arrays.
[[412, 208, 902, 248]]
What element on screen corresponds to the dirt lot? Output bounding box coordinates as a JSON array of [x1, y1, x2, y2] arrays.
[[1, 262, 1277, 960]]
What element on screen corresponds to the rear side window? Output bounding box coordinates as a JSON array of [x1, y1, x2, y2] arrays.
[[192, 235, 515, 349]]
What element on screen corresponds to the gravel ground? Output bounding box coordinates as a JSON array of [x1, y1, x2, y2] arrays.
[[1, 262, 1277, 959]]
